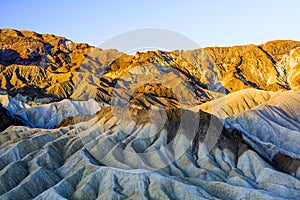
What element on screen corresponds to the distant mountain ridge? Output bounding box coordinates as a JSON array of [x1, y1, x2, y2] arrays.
[[1, 29, 300, 200], [1, 29, 300, 106]]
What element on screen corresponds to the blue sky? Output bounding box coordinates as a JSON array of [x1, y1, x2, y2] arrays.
[[1, 0, 300, 50]]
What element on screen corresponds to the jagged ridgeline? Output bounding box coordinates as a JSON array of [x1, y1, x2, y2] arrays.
[[1, 29, 300, 105], [1, 29, 300, 200]]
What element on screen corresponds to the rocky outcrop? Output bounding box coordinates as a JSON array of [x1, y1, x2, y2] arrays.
[[192, 88, 300, 177], [1, 107, 300, 199], [226, 90, 300, 177], [0, 105, 23, 132], [1, 29, 300, 200], [192, 88, 276, 118], [1, 29, 300, 106], [0, 29, 123, 101], [182, 41, 300, 93], [0, 94, 107, 129]]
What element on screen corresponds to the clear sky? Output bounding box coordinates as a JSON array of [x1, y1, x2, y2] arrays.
[[1, 0, 300, 50]]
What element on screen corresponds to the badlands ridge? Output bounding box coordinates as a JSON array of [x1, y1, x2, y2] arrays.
[[0, 29, 300, 199]]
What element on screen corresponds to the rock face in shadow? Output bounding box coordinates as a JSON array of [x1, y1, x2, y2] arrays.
[[194, 88, 300, 178], [0, 105, 23, 132], [226, 90, 300, 177], [0, 107, 300, 199]]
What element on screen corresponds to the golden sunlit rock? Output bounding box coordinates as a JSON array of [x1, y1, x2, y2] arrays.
[[0, 29, 300, 200]]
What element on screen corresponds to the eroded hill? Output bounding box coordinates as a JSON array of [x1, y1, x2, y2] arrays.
[[1, 29, 300, 200], [1, 29, 300, 107]]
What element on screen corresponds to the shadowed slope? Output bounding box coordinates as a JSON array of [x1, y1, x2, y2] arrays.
[[0, 105, 23, 132], [1, 107, 300, 199], [226, 91, 300, 176]]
